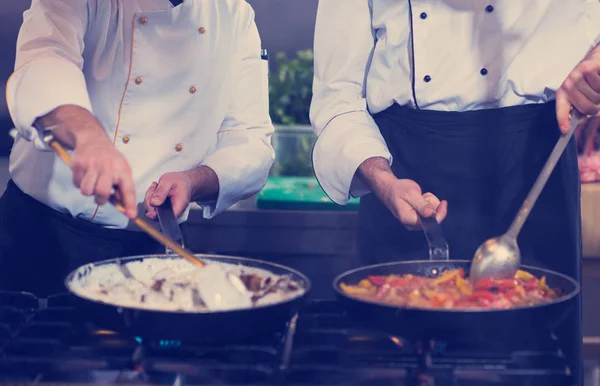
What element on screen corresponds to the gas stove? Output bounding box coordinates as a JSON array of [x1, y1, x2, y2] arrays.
[[0, 292, 573, 386]]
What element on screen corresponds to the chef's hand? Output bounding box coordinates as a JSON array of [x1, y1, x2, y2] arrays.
[[144, 172, 192, 220], [377, 179, 448, 231], [37, 105, 137, 218], [556, 46, 600, 133], [357, 157, 448, 231], [145, 166, 219, 220]]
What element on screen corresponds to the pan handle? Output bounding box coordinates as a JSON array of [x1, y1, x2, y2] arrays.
[[417, 214, 449, 261]]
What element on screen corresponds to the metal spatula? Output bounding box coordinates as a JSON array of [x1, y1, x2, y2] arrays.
[[46, 134, 252, 311]]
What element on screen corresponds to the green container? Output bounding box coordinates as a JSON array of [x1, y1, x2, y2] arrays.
[[257, 177, 360, 211], [270, 125, 316, 177]]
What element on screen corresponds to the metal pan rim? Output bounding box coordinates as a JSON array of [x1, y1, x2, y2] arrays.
[[65, 253, 312, 315], [332, 259, 580, 313]]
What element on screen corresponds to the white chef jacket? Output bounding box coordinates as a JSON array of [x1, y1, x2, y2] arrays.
[[6, 0, 274, 230], [311, 0, 600, 205]]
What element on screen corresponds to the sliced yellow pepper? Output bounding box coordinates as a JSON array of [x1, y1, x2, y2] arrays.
[[340, 282, 371, 296], [385, 275, 402, 283], [537, 276, 551, 292], [359, 279, 371, 288], [515, 285, 526, 297], [515, 270, 534, 281], [455, 275, 472, 295], [431, 270, 459, 285]]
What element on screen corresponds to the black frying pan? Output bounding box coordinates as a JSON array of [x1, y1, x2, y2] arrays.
[[333, 217, 580, 343], [65, 254, 311, 343]]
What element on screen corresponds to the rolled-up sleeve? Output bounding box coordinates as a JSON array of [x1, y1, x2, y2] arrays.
[[200, 8, 275, 219], [310, 0, 392, 205], [5, 0, 93, 151]]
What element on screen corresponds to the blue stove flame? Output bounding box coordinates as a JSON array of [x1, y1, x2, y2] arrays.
[[134, 336, 182, 348], [434, 341, 448, 352]]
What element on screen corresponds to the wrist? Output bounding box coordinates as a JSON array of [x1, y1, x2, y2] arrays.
[[357, 156, 396, 195], [185, 166, 219, 202], [36, 105, 106, 149]]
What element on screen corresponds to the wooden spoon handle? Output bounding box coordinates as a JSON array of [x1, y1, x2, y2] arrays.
[[48, 139, 204, 268]]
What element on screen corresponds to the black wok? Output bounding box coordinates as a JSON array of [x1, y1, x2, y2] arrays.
[[65, 254, 311, 343], [333, 217, 580, 343], [334, 260, 579, 342]]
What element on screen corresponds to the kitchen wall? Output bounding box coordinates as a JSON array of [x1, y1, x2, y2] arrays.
[[247, 0, 317, 56], [0, 0, 318, 156]]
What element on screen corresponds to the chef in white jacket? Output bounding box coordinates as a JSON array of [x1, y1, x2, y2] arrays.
[[311, 1, 600, 385], [0, 0, 274, 296]]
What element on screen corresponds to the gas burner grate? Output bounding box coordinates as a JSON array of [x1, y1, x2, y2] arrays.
[[0, 294, 573, 386]]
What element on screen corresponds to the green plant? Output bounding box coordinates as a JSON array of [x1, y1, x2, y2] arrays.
[[269, 50, 314, 125]]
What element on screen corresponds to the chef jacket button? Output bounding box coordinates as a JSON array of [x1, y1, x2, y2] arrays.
[[423, 75, 432, 83], [189, 86, 197, 94], [175, 144, 183, 152], [122, 136, 130, 144], [198, 27, 206, 34], [420, 12, 427, 20], [135, 77, 143, 85], [140, 17, 148, 24], [485, 5, 494, 13], [480, 68, 488, 76]]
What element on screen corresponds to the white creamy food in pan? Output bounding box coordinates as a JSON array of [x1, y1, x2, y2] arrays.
[[68, 257, 303, 312]]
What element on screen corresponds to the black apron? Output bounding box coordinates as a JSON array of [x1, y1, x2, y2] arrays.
[[0, 180, 163, 297], [358, 102, 582, 385]]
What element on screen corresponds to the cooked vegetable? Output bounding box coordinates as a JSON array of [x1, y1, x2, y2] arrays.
[[340, 269, 559, 310]]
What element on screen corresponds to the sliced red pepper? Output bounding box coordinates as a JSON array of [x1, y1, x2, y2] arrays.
[[494, 279, 517, 289], [479, 299, 492, 308], [375, 284, 391, 299], [469, 291, 497, 303], [389, 278, 408, 287], [473, 278, 496, 290], [523, 279, 538, 290], [474, 278, 516, 291], [454, 300, 473, 308], [368, 276, 387, 286], [429, 292, 453, 307], [504, 285, 526, 299]]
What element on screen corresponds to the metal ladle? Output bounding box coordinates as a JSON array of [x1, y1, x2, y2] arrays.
[[469, 110, 584, 283]]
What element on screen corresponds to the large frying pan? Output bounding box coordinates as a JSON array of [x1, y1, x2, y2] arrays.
[[65, 254, 311, 343], [333, 217, 580, 343]]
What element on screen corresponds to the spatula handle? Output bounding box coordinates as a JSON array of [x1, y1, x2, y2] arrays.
[[46, 135, 204, 268]]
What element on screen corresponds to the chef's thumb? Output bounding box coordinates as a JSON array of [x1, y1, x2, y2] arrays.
[[555, 90, 571, 134], [405, 190, 435, 218], [150, 182, 171, 206], [170, 196, 187, 218]]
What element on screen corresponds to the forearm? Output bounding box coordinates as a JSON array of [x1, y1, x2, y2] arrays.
[[35, 105, 108, 150], [357, 156, 396, 194], [185, 165, 220, 202]]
